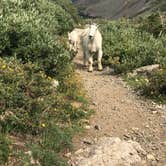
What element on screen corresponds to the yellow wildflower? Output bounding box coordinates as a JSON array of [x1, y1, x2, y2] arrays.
[[2, 64, 6, 69], [145, 78, 149, 83], [8, 67, 14, 72], [47, 76, 52, 80], [41, 123, 46, 128], [41, 73, 46, 78]]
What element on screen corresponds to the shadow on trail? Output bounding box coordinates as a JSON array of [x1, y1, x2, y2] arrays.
[[73, 61, 85, 70], [74, 58, 112, 76]]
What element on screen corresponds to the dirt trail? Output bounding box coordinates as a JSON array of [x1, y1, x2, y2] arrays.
[[71, 53, 166, 165]]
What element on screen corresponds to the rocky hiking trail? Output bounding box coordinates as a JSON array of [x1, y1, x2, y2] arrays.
[[67, 52, 166, 166]]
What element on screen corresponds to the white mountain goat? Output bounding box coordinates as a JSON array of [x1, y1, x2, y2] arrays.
[[68, 28, 84, 52], [81, 23, 103, 72]]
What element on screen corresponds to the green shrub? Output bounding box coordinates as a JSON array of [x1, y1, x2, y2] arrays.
[[0, 0, 74, 35], [100, 17, 166, 101], [30, 125, 72, 166], [51, 0, 80, 23], [124, 75, 148, 91], [158, 35, 166, 68], [57, 64, 86, 100], [0, 58, 54, 133], [0, 0, 75, 76], [0, 1, 87, 165], [145, 69, 166, 97], [124, 69, 166, 103], [138, 13, 166, 37], [0, 134, 11, 165], [0, 58, 87, 134], [0, 57, 89, 164], [31, 146, 68, 166], [100, 19, 166, 73]]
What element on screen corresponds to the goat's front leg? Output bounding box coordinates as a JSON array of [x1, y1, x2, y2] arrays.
[[98, 49, 103, 71], [76, 42, 79, 52], [88, 55, 93, 72], [69, 42, 72, 51], [73, 41, 77, 52]]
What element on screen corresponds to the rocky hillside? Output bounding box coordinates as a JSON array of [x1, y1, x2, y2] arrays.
[[73, 0, 166, 19]]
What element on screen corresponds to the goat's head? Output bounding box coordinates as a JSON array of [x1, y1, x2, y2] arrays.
[[88, 23, 98, 40]]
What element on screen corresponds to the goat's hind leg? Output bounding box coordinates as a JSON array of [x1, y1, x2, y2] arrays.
[[88, 55, 93, 72], [83, 50, 88, 67]]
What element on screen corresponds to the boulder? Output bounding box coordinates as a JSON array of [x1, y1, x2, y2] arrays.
[[132, 64, 159, 76], [69, 137, 146, 166]]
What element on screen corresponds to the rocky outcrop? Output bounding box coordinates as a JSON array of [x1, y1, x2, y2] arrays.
[[69, 137, 146, 166], [130, 64, 160, 76]]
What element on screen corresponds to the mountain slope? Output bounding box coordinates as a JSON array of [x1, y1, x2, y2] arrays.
[[73, 0, 166, 19]]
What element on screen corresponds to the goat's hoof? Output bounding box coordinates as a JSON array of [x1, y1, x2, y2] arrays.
[[88, 68, 93, 72], [98, 67, 103, 71]]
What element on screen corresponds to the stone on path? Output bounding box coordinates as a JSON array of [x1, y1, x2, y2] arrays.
[[131, 64, 159, 76], [69, 137, 146, 166]]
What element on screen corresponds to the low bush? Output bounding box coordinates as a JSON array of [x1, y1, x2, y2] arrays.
[[0, 58, 86, 133], [158, 35, 166, 68], [51, 0, 80, 23], [30, 125, 72, 166], [145, 69, 166, 98], [124, 69, 166, 103], [0, 0, 75, 76], [138, 12, 166, 37], [0, 57, 88, 165], [98, 17, 166, 102], [0, 134, 11, 165], [58, 64, 86, 100], [0, 0, 88, 165], [100, 19, 166, 73], [0, 58, 54, 134]]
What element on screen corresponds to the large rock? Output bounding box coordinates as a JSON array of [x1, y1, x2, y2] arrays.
[[69, 137, 146, 166], [132, 64, 159, 76]]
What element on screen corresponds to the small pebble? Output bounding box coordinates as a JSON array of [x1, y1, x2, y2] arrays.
[[152, 111, 158, 114], [64, 152, 71, 158], [75, 149, 83, 155], [147, 154, 155, 161], [84, 125, 91, 130], [94, 125, 100, 130], [83, 139, 93, 145]]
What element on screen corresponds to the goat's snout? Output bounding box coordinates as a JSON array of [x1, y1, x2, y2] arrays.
[[89, 35, 93, 40]]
